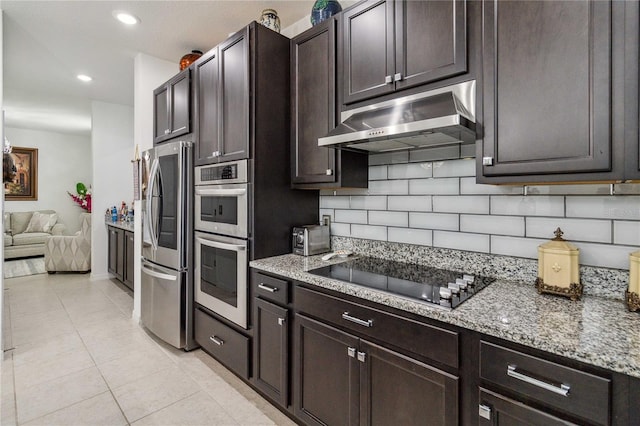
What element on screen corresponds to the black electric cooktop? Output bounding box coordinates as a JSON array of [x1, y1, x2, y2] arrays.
[[308, 256, 495, 309]]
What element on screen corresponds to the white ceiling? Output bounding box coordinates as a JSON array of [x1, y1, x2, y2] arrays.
[[1, 0, 316, 136]]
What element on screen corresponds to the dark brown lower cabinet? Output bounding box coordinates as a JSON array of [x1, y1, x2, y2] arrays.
[[123, 230, 134, 290], [294, 313, 458, 426], [253, 298, 289, 407], [479, 388, 577, 426], [107, 225, 133, 291]]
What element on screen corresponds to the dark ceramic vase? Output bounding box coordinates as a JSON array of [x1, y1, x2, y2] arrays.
[[179, 50, 203, 71], [311, 0, 342, 26]]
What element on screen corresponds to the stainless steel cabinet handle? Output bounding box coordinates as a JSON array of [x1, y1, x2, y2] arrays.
[[357, 351, 366, 363], [347, 347, 356, 358], [342, 312, 373, 328], [278, 317, 285, 326], [164, 129, 170, 135], [394, 73, 402, 82], [478, 404, 491, 420], [258, 283, 279, 293], [209, 335, 224, 346], [507, 365, 570, 397], [482, 156, 494, 166], [385, 75, 393, 84]]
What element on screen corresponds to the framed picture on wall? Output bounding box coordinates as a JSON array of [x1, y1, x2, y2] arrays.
[[5, 147, 38, 201]]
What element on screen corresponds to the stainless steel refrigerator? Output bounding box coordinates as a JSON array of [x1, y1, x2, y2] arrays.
[[140, 140, 196, 350]]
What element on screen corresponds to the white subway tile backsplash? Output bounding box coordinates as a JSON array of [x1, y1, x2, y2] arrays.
[[330, 223, 351, 237], [613, 221, 640, 246], [320, 188, 369, 196], [433, 231, 490, 253], [319, 195, 350, 209], [369, 151, 409, 166], [460, 177, 524, 195], [491, 236, 545, 259], [409, 146, 460, 162], [574, 242, 638, 270], [460, 215, 524, 236], [350, 195, 387, 210], [368, 180, 409, 195], [334, 209, 368, 224], [566, 196, 640, 220], [613, 183, 640, 195], [526, 184, 613, 195], [369, 165, 388, 180], [491, 196, 564, 217], [410, 212, 459, 231], [388, 163, 433, 179], [369, 211, 408, 227], [433, 195, 489, 214], [433, 159, 475, 177], [388, 227, 433, 246], [409, 177, 459, 195], [351, 224, 387, 241], [526, 217, 612, 243], [388, 196, 432, 212]]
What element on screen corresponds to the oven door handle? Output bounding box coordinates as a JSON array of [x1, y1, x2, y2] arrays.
[[196, 236, 246, 252], [195, 188, 247, 196]]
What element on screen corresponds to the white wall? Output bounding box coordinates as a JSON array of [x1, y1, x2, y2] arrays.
[[3, 127, 91, 233], [91, 101, 134, 278], [131, 53, 176, 319]]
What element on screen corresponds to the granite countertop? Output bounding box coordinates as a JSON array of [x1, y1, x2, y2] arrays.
[[250, 253, 640, 379], [105, 220, 134, 232]]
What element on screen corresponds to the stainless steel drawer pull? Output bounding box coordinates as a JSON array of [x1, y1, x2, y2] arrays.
[[258, 283, 279, 293], [209, 335, 224, 346], [478, 404, 492, 420], [342, 312, 373, 328], [507, 364, 570, 397]]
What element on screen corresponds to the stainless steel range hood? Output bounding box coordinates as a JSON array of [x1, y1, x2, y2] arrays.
[[319, 80, 476, 153]]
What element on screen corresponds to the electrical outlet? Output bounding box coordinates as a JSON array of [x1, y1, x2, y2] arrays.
[[322, 215, 331, 227]]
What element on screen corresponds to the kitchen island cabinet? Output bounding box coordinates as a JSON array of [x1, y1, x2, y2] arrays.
[[153, 68, 191, 145], [341, 0, 467, 105], [291, 17, 368, 189], [477, 0, 633, 184]]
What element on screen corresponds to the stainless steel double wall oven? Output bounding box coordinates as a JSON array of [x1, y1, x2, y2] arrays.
[[194, 160, 250, 329]]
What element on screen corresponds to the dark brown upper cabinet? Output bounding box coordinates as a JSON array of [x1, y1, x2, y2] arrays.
[[342, 0, 467, 105], [626, 0, 640, 182], [291, 18, 368, 189], [194, 28, 249, 164], [153, 68, 191, 145], [478, 0, 632, 184]]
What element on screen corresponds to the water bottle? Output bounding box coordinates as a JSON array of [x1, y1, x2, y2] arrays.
[[111, 206, 117, 223]]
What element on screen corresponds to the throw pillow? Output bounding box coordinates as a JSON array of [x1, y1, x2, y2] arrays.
[[3, 212, 10, 235], [24, 212, 58, 233]]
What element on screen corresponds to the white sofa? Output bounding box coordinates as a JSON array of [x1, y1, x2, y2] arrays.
[[4, 210, 66, 259]]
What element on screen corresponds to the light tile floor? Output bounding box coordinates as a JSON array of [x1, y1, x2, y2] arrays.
[[1, 272, 296, 426]]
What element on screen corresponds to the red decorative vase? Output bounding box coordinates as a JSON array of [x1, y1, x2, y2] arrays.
[[179, 50, 203, 70]]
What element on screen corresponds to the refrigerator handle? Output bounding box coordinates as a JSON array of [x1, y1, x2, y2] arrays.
[[146, 158, 160, 251], [141, 261, 178, 281]]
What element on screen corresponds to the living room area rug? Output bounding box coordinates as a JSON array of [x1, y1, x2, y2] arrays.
[[3, 257, 46, 279]]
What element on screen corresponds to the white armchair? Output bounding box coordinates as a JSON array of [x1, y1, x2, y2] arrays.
[[44, 212, 91, 272]]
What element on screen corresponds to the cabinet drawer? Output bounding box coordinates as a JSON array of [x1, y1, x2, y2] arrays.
[[480, 341, 610, 426], [253, 271, 290, 305], [195, 308, 250, 379], [295, 285, 458, 369]]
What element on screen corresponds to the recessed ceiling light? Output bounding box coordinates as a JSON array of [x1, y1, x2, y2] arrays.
[[113, 11, 140, 25], [77, 74, 92, 82]]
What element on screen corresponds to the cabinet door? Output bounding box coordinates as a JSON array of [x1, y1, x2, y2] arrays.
[[123, 231, 134, 290], [294, 314, 359, 426], [218, 28, 249, 162], [479, 388, 578, 426], [168, 69, 191, 139], [115, 228, 125, 281], [253, 298, 289, 407], [360, 340, 459, 426], [153, 86, 170, 143], [480, 1, 613, 181], [107, 227, 119, 275], [194, 49, 220, 164], [394, 0, 467, 91], [342, 0, 395, 104], [291, 19, 337, 185]]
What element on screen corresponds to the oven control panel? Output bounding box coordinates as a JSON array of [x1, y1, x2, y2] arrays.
[[196, 159, 248, 185]]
